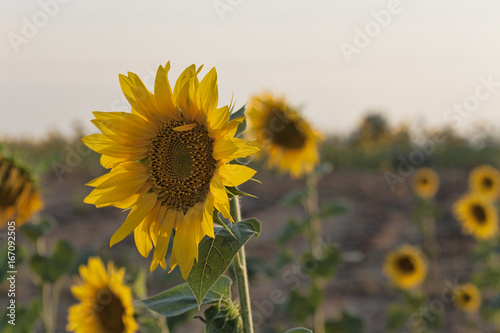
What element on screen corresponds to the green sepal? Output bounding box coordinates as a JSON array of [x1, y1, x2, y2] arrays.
[[229, 105, 247, 137], [226, 186, 257, 199]]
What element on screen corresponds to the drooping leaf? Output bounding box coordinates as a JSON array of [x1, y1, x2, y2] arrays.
[[141, 275, 232, 317], [187, 218, 261, 305]]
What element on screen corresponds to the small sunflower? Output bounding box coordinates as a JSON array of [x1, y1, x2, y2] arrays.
[[383, 245, 427, 290], [453, 193, 498, 240], [67, 257, 138, 333], [246, 93, 323, 178], [412, 167, 439, 199], [469, 165, 500, 201], [83, 62, 259, 279], [0, 154, 43, 228], [454, 283, 481, 313]]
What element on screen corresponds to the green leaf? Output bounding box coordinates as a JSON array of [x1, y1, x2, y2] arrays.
[[326, 311, 364, 333], [302, 244, 342, 278], [286, 285, 323, 323], [187, 218, 261, 305], [141, 276, 232, 317], [285, 328, 313, 333], [29, 239, 75, 283], [318, 201, 347, 219], [52, 239, 75, 272], [278, 217, 308, 245], [279, 188, 307, 207], [229, 105, 247, 137], [0, 300, 40, 333], [212, 209, 236, 239], [20, 219, 52, 243]]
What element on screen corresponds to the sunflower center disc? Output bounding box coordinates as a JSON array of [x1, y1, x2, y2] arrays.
[[147, 120, 216, 213], [95, 289, 125, 332], [396, 256, 415, 274], [462, 292, 471, 303], [265, 108, 306, 150], [420, 178, 429, 185], [482, 177, 493, 189], [471, 204, 487, 224]]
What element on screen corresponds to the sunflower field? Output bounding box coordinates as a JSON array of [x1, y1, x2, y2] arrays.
[[2, 2, 500, 333]]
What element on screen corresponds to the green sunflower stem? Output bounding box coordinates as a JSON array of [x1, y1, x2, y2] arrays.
[[230, 196, 254, 333], [306, 171, 326, 333], [42, 282, 55, 333]]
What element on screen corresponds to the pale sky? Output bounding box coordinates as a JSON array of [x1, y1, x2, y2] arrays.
[[1, 0, 500, 139]]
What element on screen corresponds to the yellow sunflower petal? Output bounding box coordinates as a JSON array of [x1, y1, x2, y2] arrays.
[[110, 193, 158, 247], [219, 164, 257, 187]]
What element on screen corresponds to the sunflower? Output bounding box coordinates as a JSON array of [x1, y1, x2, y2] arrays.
[[83, 62, 259, 279], [67, 257, 138, 333], [246, 93, 322, 178], [383, 245, 427, 290], [454, 283, 481, 313], [469, 165, 500, 201], [453, 193, 498, 240], [0, 154, 43, 228], [412, 167, 439, 199]]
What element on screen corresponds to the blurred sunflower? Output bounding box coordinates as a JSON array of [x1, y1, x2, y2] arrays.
[[453, 193, 498, 240], [246, 93, 323, 178], [0, 154, 43, 228], [83, 62, 259, 279], [469, 165, 500, 201], [67, 257, 137, 333], [412, 167, 439, 199], [383, 245, 427, 290], [454, 283, 481, 313]]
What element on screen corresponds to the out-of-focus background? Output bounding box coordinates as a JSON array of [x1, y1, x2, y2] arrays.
[[2, 0, 500, 138], [2, 1, 500, 333]]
